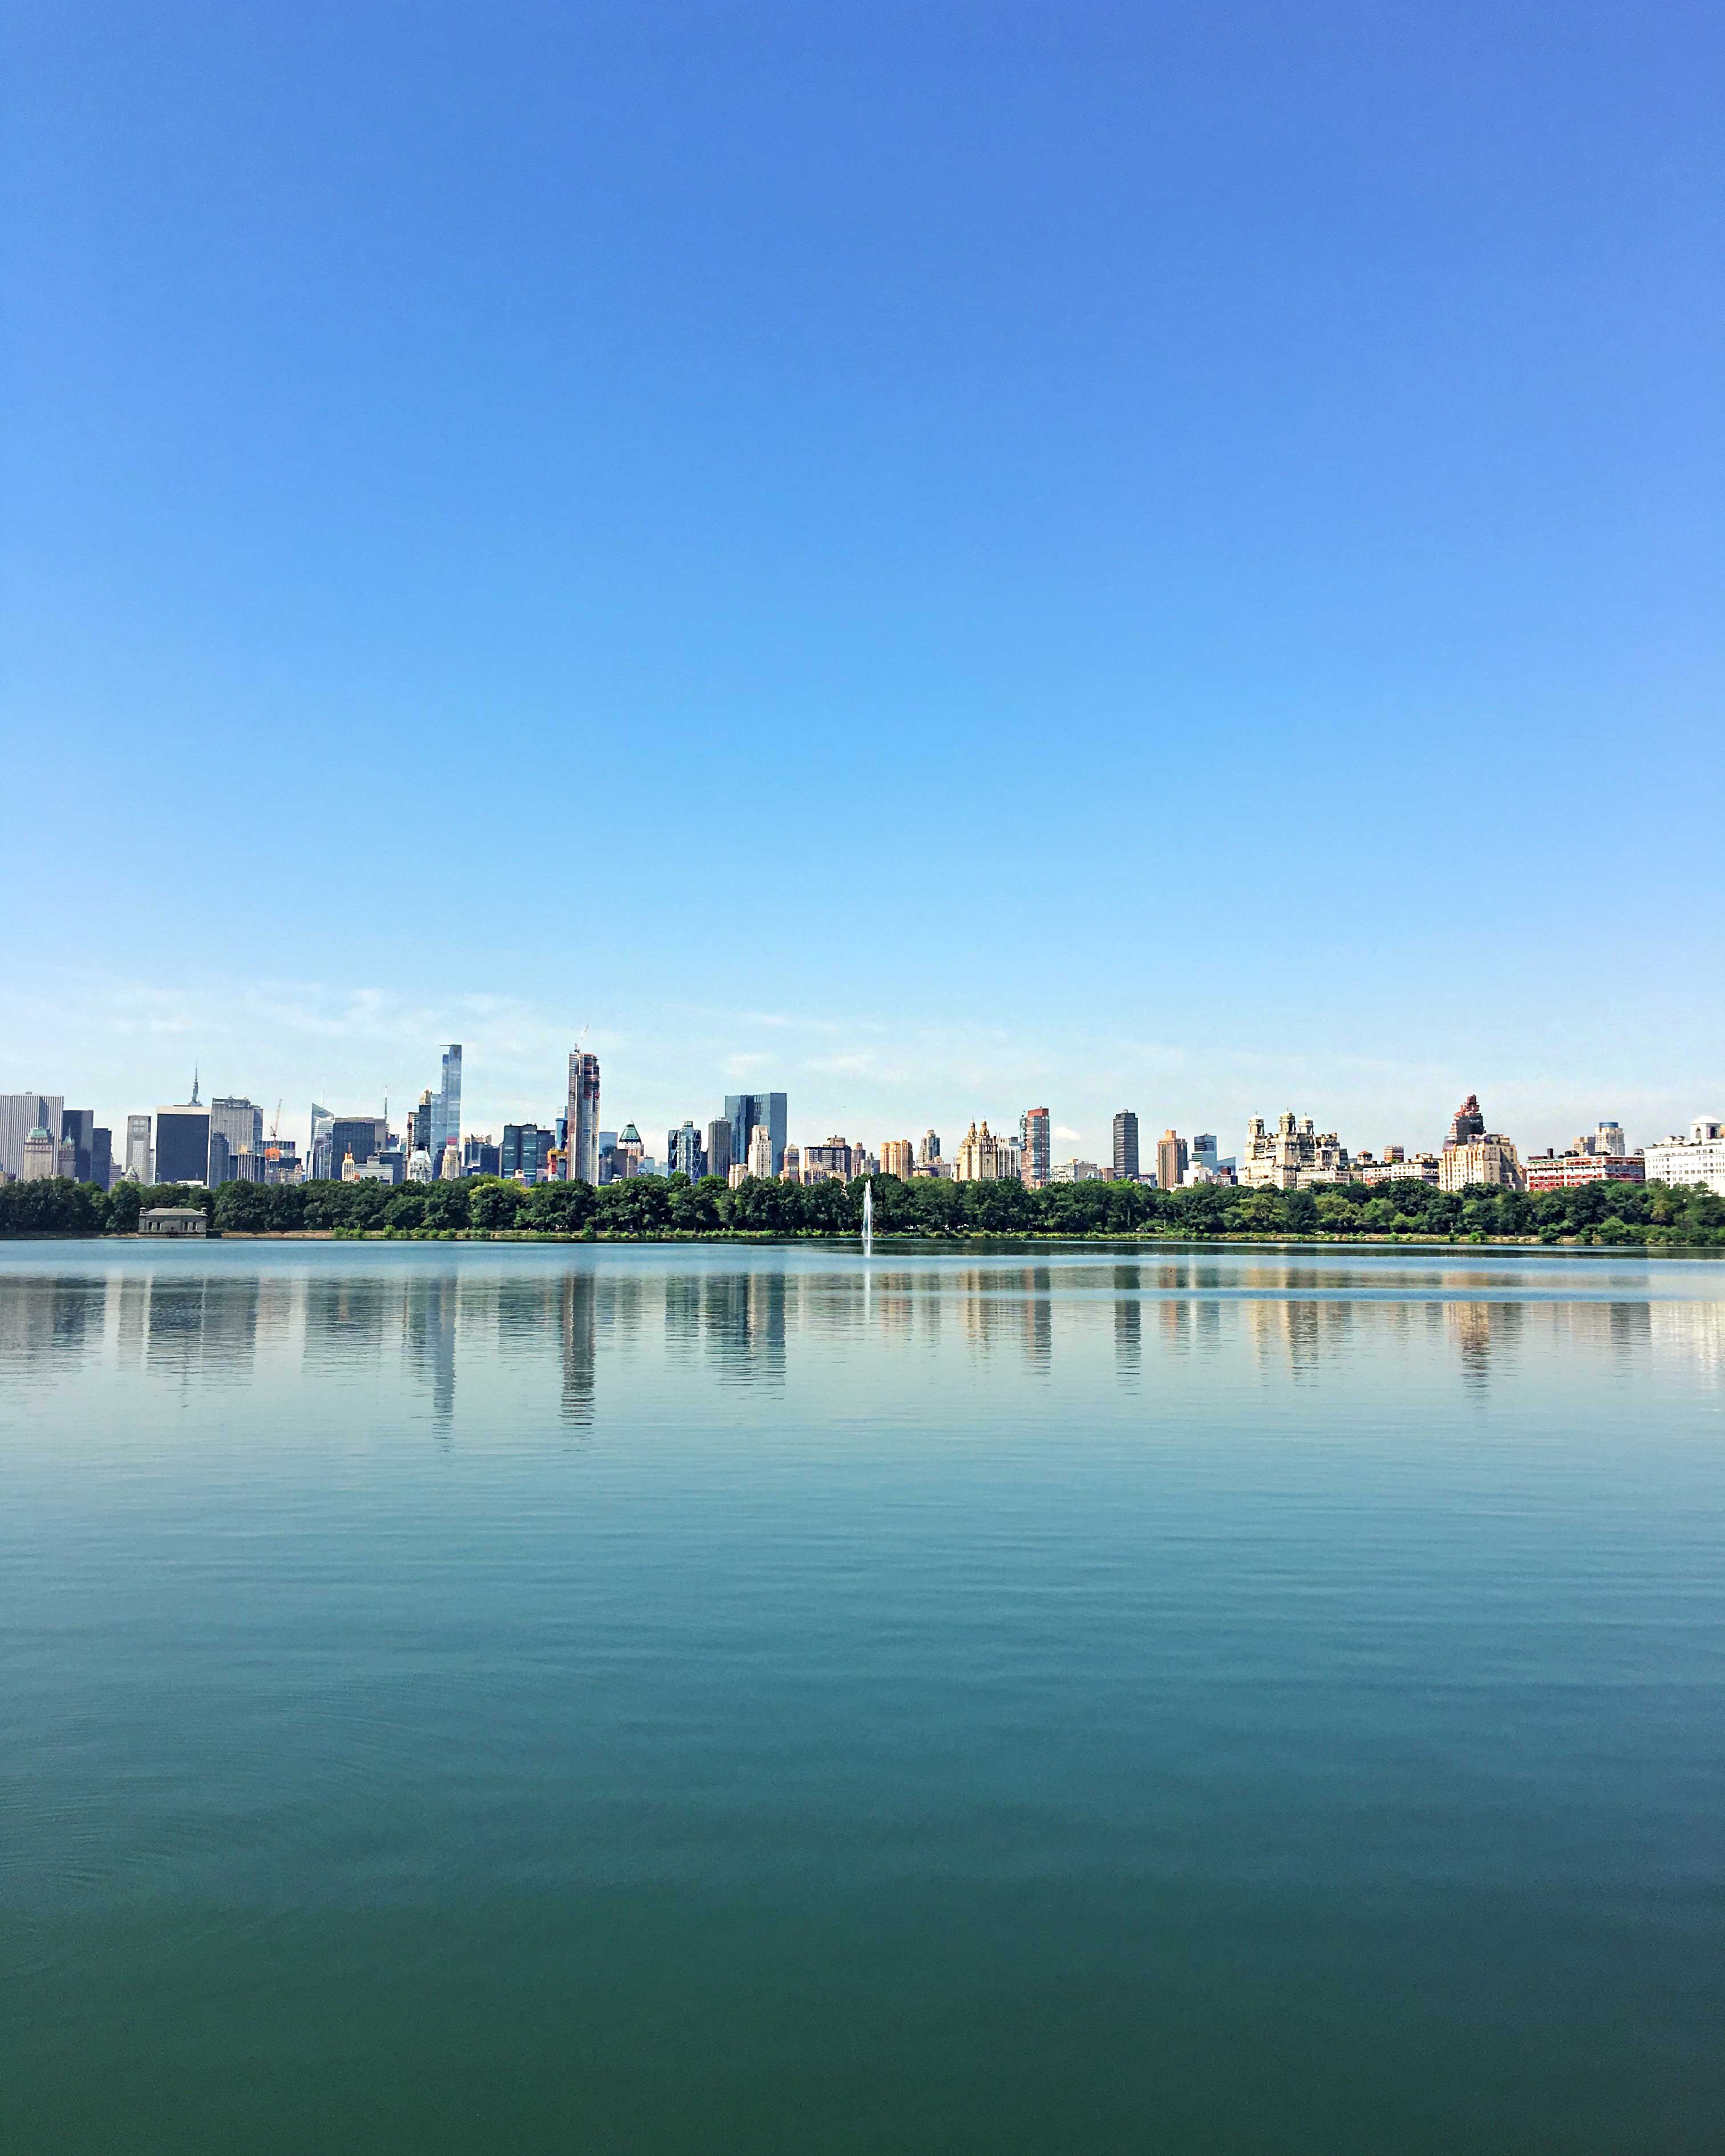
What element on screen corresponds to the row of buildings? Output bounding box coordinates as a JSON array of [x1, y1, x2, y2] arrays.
[[7, 1052, 1725, 1202]]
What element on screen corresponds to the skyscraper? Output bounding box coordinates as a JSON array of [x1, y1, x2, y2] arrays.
[[705, 1118, 732, 1183], [0, 1094, 64, 1182], [210, 1097, 264, 1180], [59, 1108, 95, 1184], [431, 1045, 463, 1163], [22, 1124, 57, 1180], [670, 1122, 706, 1178], [156, 1091, 213, 1184], [91, 1126, 112, 1190], [329, 1117, 383, 1177], [726, 1093, 787, 1177], [1157, 1129, 1188, 1193], [309, 1104, 334, 1181], [567, 1051, 601, 1183], [1020, 1108, 1051, 1189], [880, 1139, 914, 1178], [125, 1113, 152, 1182], [1111, 1111, 1139, 1182], [501, 1124, 557, 1182]]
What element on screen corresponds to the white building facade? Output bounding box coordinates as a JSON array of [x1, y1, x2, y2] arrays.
[[1645, 1118, 1725, 1195]]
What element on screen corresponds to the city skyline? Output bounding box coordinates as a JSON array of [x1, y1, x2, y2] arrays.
[[3, 1015, 1717, 1180], [6, 1027, 1719, 1198]]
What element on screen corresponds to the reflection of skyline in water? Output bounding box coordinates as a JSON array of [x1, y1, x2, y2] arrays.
[[1, 1254, 1722, 1420]]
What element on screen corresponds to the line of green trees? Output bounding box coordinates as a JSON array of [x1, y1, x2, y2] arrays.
[[3, 1170, 1723, 1246]]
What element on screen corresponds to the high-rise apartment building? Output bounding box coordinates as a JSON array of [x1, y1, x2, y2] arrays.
[[705, 1119, 732, 1183], [567, 1051, 601, 1183], [918, 1129, 942, 1168], [746, 1124, 774, 1178], [91, 1127, 112, 1190], [431, 1045, 463, 1165], [955, 1122, 1014, 1181], [802, 1137, 858, 1182], [1020, 1108, 1051, 1189], [0, 1094, 64, 1182], [1644, 1117, 1725, 1195], [880, 1138, 914, 1179], [125, 1114, 152, 1182], [726, 1093, 787, 1177], [669, 1122, 706, 1178], [1157, 1129, 1188, 1194], [1241, 1114, 1349, 1189], [1111, 1112, 1139, 1183], [1437, 1097, 1524, 1192], [1446, 1095, 1487, 1148]]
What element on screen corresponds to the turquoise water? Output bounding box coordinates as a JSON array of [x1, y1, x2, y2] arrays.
[[4, 1242, 1723, 2153]]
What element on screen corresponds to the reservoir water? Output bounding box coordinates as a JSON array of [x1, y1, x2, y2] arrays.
[[4, 1241, 1724, 2153]]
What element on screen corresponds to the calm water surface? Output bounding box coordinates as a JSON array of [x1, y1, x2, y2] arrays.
[[4, 1241, 1724, 2153]]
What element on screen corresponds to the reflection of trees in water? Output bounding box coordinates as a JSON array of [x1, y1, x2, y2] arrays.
[[116, 1259, 263, 1380], [955, 1267, 1051, 1372], [1246, 1296, 1355, 1381], [301, 1275, 389, 1374], [0, 1275, 101, 1376], [598, 1271, 650, 1349], [659, 1267, 787, 1387]]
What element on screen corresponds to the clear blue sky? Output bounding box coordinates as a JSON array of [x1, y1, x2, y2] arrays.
[[4, 3, 1720, 1160]]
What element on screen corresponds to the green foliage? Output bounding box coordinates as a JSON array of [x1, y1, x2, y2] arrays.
[[3, 1168, 1723, 1247]]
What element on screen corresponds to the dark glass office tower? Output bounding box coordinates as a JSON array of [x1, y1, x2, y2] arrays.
[[155, 1105, 213, 1184], [725, 1092, 787, 1177], [59, 1109, 95, 1184]]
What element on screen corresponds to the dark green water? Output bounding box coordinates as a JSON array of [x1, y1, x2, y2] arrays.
[[4, 1242, 1723, 2153]]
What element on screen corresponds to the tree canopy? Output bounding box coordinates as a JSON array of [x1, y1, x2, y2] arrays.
[[3, 1170, 1722, 1247]]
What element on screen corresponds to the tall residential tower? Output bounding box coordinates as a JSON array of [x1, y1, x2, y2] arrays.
[[567, 1051, 601, 1183]]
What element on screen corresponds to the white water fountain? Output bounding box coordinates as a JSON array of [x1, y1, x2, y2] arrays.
[[861, 1177, 873, 1259]]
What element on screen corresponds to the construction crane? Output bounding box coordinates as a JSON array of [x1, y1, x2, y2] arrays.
[[270, 1099, 283, 1141]]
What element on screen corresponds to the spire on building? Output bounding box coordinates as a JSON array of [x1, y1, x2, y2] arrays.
[[191, 1067, 201, 1105]]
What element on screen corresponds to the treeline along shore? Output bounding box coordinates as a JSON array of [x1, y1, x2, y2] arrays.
[[4, 1172, 1724, 1247]]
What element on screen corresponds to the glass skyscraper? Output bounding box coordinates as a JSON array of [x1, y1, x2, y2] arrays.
[[430, 1045, 462, 1164], [725, 1092, 787, 1178]]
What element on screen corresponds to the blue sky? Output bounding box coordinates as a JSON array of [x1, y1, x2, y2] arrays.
[[4, 3, 1720, 1160]]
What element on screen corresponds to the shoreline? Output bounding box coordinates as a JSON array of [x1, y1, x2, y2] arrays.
[[2, 1227, 1720, 1255]]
